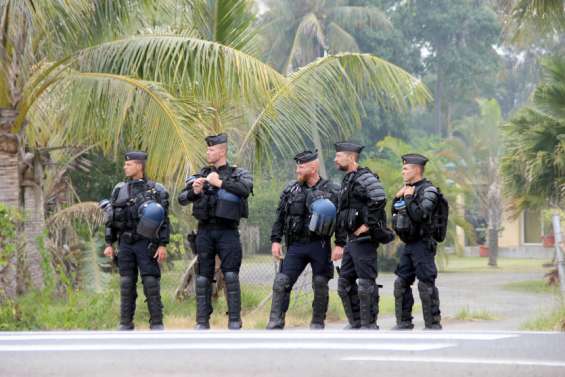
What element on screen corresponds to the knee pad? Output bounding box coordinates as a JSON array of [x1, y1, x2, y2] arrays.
[[273, 273, 291, 293], [142, 276, 160, 296], [196, 275, 211, 290], [120, 275, 136, 289], [223, 271, 239, 284], [312, 275, 329, 290], [337, 277, 352, 297], [357, 279, 376, 294]]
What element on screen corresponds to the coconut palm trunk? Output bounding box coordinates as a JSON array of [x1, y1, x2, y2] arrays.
[[21, 153, 46, 290], [0, 112, 20, 299]]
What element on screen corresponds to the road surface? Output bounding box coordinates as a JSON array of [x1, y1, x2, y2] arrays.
[[1, 330, 564, 377]]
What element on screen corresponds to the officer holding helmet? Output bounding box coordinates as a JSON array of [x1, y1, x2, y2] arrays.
[[267, 150, 339, 330], [102, 151, 170, 331]]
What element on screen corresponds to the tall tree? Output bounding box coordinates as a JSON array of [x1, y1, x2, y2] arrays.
[[398, 0, 500, 136]]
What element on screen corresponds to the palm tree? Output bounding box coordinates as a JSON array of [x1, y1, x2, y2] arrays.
[[259, 0, 392, 175], [0, 0, 430, 298], [501, 57, 565, 291], [0, 0, 282, 296], [501, 0, 565, 45]]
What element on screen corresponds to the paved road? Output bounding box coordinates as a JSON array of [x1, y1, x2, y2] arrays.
[[1, 330, 564, 377]]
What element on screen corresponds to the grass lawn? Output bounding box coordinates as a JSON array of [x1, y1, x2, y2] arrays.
[[440, 256, 551, 273]]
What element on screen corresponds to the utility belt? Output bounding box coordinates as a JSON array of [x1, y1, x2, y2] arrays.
[[119, 230, 145, 244], [338, 207, 366, 235], [198, 220, 239, 231]]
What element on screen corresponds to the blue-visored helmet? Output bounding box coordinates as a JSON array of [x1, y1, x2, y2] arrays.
[[137, 201, 165, 239], [308, 198, 337, 236]]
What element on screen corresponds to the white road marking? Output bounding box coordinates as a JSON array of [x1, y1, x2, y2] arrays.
[[0, 331, 518, 342], [0, 342, 455, 352], [342, 356, 565, 368]]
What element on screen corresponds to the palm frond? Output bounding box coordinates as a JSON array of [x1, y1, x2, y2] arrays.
[[326, 6, 391, 32], [532, 57, 565, 122], [55, 71, 207, 186], [239, 53, 431, 168], [76, 33, 285, 107], [325, 22, 359, 54], [46, 202, 104, 233], [284, 13, 326, 74], [505, 0, 565, 44]]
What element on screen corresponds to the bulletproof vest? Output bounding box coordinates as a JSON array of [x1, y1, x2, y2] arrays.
[[191, 166, 248, 223], [337, 169, 370, 233], [392, 180, 438, 243], [110, 179, 163, 234], [283, 179, 334, 244]]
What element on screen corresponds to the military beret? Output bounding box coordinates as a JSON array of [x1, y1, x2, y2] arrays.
[[125, 151, 148, 161], [335, 142, 364, 154], [294, 150, 318, 164], [205, 133, 228, 146], [402, 153, 428, 166]]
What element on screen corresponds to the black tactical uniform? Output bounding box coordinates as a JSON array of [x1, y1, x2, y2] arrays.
[[391, 153, 442, 330], [267, 150, 340, 330], [177, 134, 253, 330], [335, 142, 395, 330], [104, 151, 170, 331]]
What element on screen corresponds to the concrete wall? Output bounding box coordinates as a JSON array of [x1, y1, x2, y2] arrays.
[[465, 245, 554, 259]]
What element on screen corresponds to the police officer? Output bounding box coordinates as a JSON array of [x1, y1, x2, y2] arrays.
[[391, 153, 442, 330], [102, 151, 169, 331], [267, 150, 339, 330], [178, 133, 253, 330], [332, 142, 395, 330]]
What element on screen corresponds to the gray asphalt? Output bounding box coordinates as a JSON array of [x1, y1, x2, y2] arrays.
[[1, 330, 564, 377]]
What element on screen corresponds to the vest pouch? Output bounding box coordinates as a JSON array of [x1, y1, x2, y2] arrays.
[[214, 189, 242, 220]]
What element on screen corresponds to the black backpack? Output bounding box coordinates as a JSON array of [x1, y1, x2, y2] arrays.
[[431, 187, 449, 243], [418, 182, 449, 243]]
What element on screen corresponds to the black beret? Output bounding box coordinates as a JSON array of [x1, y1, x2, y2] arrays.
[[205, 133, 228, 146], [294, 150, 318, 164], [125, 151, 147, 161], [402, 153, 428, 166], [335, 142, 364, 154]]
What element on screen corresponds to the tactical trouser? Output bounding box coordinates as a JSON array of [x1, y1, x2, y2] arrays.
[[142, 275, 164, 330], [311, 275, 329, 329], [392, 276, 415, 330], [195, 275, 213, 330], [358, 279, 379, 329], [119, 275, 137, 330], [418, 281, 442, 329], [337, 277, 361, 329], [266, 273, 291, 330], [224, 272, 242, 330]]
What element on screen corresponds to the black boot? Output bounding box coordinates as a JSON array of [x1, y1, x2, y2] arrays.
[[266, 273, 291, 330], [358, 279, 379, 330], [418, 280, 442, 330], [195, 275, 212, 330], [337, 277, 361, 329], [392, 277, 414, 330], [118, 275, 137, 331], [224, 272, 242, 330], [142, 275, 164, 330], [310, 275, 329, 330]]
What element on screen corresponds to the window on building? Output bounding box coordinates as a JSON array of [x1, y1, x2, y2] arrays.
[[523, 208, 542, 244]]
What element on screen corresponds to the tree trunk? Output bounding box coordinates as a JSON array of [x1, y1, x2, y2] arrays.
[[487, 161, 502, 267], [0, 132, 20, 299], [487, 228, 498, 267], [551, 210, 565, 296], [21, 153, 45, 290]]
